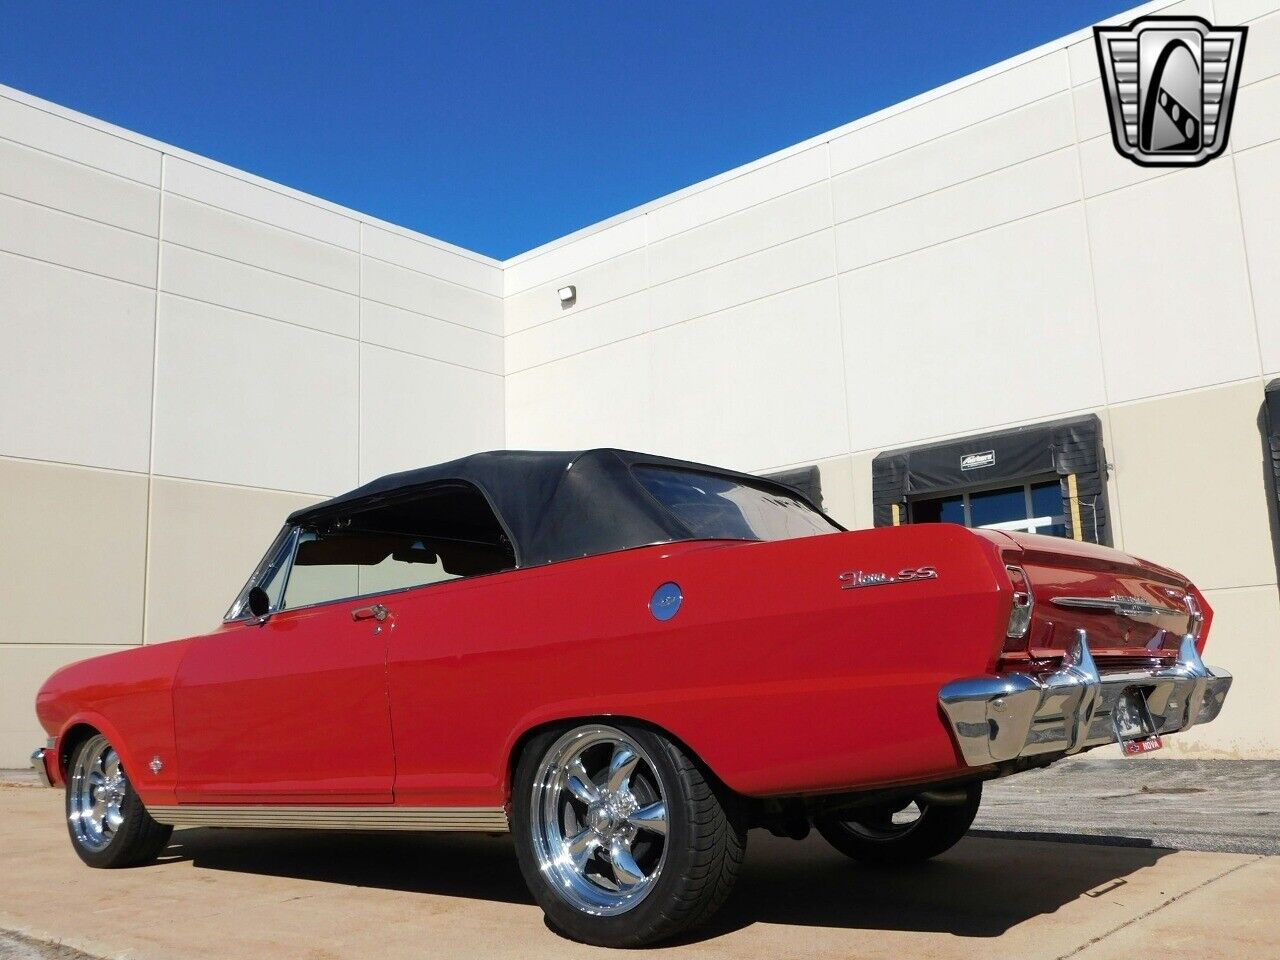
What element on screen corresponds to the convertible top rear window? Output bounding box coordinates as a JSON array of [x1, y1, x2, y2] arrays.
[[634, 465, 840, 543]]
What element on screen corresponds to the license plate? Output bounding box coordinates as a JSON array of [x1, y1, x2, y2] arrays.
[[1114, 687, 1162, 756]]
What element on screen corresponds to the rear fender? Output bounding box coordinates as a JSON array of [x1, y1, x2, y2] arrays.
[[497, 525, 1013, 799]]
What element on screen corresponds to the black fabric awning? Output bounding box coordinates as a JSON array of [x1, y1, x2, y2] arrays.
[[871, 414, 1109, 543]]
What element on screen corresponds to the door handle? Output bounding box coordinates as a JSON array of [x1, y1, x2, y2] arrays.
[[351, 603, 390, 622]]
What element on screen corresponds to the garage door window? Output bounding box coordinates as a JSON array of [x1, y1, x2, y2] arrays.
[[911, 479, 1068, 537]]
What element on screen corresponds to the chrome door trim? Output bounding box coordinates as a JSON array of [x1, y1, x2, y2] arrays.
[[147, 805, 509, 832]]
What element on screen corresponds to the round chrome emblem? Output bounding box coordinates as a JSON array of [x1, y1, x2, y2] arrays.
[[649, 582, 683, 621]]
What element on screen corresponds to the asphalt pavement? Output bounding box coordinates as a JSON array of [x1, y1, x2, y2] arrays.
[[976, 757, 1280, 855]]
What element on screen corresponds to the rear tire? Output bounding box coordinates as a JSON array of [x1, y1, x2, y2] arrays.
[[66, 733, 172, 868], [814, 783, 981, 865], [511, 722, 745, 947]]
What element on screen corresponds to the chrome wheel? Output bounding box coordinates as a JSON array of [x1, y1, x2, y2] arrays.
[[68, 735, 128, 852], [530, 725, 669, 916]]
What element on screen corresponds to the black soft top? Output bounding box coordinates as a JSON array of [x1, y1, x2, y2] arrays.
[[287, 448, 828, 567]]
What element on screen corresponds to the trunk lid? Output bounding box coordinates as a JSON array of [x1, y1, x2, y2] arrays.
[[976, 530, 1204, 665]]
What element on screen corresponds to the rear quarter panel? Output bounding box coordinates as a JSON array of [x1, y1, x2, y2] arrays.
[[387, 524, 1010, 806]]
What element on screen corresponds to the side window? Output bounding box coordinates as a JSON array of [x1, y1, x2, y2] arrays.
[[280, 482, 515, 610]]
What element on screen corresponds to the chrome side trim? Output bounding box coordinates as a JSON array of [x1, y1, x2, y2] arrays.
[[30, 747, 54, 788], [1050, 595, 1185, 619], [147, 805, 510, 832], [939, 631, 1231, 766]]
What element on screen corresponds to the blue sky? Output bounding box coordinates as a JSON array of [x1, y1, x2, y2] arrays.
[[0, 1, 1129, 259]]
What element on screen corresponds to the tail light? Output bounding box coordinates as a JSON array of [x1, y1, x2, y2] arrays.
[[1003, 564, 1034, 652]]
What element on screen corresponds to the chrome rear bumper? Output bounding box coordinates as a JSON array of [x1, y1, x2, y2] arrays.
[[939, 632, 1231, 767], [30, 743, 54, 788]]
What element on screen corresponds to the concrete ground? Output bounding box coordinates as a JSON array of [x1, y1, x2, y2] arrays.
[[1, 762, 1277, 960]]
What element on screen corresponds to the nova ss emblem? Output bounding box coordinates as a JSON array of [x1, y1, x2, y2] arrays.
[[839, 566, 937, 590], [1051, 595, 1184, 619]]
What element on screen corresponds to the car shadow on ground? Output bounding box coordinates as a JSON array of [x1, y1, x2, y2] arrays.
[[162, 827, 1170, 941]]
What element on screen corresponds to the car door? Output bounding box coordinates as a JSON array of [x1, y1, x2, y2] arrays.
[[172, 538, 396, 804]]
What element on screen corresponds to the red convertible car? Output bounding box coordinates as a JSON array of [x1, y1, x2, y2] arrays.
[[33, 448, 1231, 946]]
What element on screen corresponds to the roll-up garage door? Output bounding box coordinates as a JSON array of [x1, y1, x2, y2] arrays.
[[871, 414, 1110, 544]]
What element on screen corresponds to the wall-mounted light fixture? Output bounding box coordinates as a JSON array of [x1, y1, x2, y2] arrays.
[[558, 285, 577, 307]]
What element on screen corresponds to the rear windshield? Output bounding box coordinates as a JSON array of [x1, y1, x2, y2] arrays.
[[634, 465, 841, 543]]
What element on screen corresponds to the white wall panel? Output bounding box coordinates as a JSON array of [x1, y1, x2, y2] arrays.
[[361, 224, 501, 297], [841, 207, 1105, 452], [1071, 80, 1112, 144], [835, 148, 1081, 272], [1077, 129, 1180, 198], [160, 243, 358, 338], [505, 291, 648, 374], [0, 252, 155, 472], [1066, 37, 1103, 87], [1236, 138, 1280, 372], [650, 229, 835, 330], [828, 52, 1070, 175], [1232, 73, 1280, 152], [162, 194, 358, 294], [646, 145, 829, 242], [362, 257, 502, 335], [1087, 161, 1260, 402], [649, 181, 831, 286], [1218, 0, 1280, 21], [0, 91, 160, 185], [1240, 9, 1280, 85], [649, 280, 848, 472], [361, 300, 503, 375], [358, 344, 503, 482], [152, 294, 358, 494], [833, 94, 1075, 224], [163, 157, 359, 250], [1109, 381, 1275, 591], [504, 217, 647, 297], [0, 457, 147, 647], [1173, 585, 1280, 757], [0, 136, 159, 235], [504, 337, 653, 452], [505, 248, 648, 335], [0, 192, 157, 286]]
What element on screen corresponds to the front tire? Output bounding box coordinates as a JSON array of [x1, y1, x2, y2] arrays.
[[511, 723, 745, 947], [66, 733, 172, 868], [814, 783, 981, 865]]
